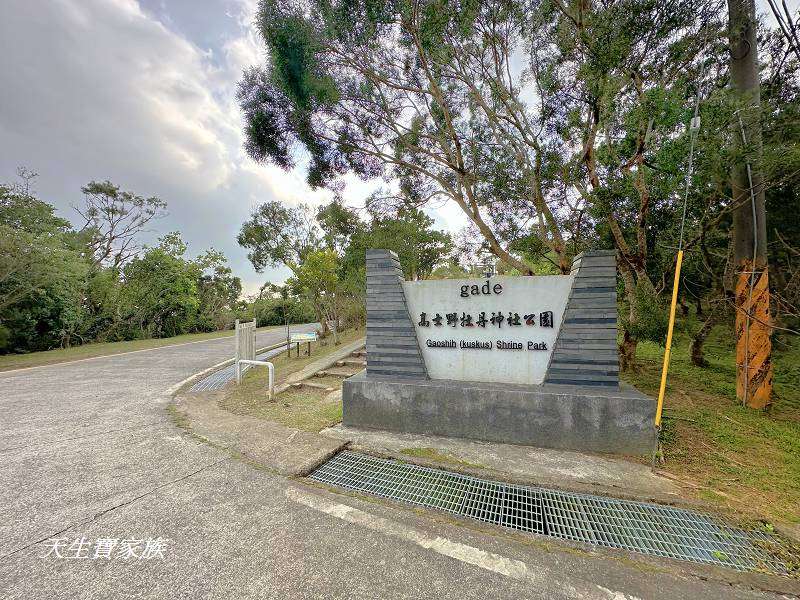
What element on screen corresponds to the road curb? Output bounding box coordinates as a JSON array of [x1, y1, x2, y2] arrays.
[[168, 393, 349, 477]]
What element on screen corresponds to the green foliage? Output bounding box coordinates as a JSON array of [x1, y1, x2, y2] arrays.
[[195, 249, 243, 332], [293, 248, 339, 292], [237, 200, 320, 271], [0, 186, 89, 351], [238, 67, 294, 169], [316, 200, 361, 254], [240, 0, 800, 367], [238, 196, 452, 334], [508, 237, 563, 275], [0, 181, 245, 354], [260, 9, 337, 110], [343, 208, 453, 280], [247, 2, 345, 186], [0, 269, 87, 352], [430, 262, 469, 279], [626, 324, 800, 523], [118, 241, 201, 338], [249, 296, 316, 326], [290, 248, 349, 336], [620, 282, 669, 345], [0, 184, 73, 235], [239, 0, 577, 276]]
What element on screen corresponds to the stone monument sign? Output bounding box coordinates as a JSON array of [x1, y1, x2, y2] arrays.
[[403, 275, 572, 385], [342, 249, 656, 455]]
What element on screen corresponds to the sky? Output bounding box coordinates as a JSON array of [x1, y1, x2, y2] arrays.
[[0, 0, 465, 295], [1, 0, 794, 294]]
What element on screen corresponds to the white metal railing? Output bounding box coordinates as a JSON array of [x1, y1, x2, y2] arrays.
[[236, 359, 275, 401]]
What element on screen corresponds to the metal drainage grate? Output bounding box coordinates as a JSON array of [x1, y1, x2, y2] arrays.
[[190, 365, 237, 392], [189, 345, 290, 392], [309, 451, 788, 574]]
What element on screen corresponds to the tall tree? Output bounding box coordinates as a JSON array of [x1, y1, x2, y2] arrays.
[[727, 0, 773, 408], [238, 200, 320, 271], [237, 0, 577, 275], [316, 200, 363, 255], [342, 207, 453, 280], [291, 249, 343, 343], [532, 0, 723, 368], [0, 184, 89, 350], [239, 0, 727, 369], [195, 249, 243, 331], [237, 200, 329, 331], [76, 181, 167, 268], [120, 234, 201, 339]]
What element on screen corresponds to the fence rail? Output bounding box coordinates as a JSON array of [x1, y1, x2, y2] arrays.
[[234, 319, 257, 375], [236, 359, 275, 400]]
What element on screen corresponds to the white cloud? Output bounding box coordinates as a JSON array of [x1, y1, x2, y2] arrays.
[[0, 0, 462, 299], [7, 0, 239, 191], [0, 0, 300, 294]]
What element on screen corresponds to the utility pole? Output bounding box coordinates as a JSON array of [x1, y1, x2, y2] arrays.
[[728, 0, 773, 409]]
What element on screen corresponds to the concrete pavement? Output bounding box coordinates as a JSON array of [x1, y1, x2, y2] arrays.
[[0, 326, 794, 599]]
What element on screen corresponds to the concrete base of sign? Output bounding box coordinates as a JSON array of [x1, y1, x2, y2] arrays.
[[342, 372, 657, 456]]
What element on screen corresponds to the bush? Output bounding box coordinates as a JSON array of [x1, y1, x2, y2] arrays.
[[621, 282, 669, 345], [249, 297, 317, 326]]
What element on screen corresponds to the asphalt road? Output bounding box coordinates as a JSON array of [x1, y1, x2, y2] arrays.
[[0, 326, 787, 599]]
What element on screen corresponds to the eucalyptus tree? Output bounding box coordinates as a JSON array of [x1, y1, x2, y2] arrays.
[[238, 0, 574, 275], [529, 0, 726, 367], [237, 200, 321, 273], [237, 200, 330, 331]]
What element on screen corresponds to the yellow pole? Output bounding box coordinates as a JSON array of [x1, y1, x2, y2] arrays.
[[655, 250, 684, 427]]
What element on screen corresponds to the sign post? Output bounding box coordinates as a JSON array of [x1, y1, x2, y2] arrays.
[[290, 332, 318, 358]]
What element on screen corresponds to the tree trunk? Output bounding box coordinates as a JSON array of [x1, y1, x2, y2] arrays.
[[679, 296, 689, 317], [728, 0, 773, 409], [326, 305, 340, 345], [616, 253, 641, 371], [313, 302, 329, 336], [690, 309, 719, 367], [619, 329, 638, 372]]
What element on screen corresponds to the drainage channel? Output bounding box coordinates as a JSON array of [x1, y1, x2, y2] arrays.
[[308, 450, 788, 574], [189, 344, 290, 392]]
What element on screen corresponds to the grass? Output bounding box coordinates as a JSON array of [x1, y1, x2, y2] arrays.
[[219, 328, 363, 432], [310, 374, 349, 389], [222, 386, 344, 432], [623, 322, 800, 525]]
